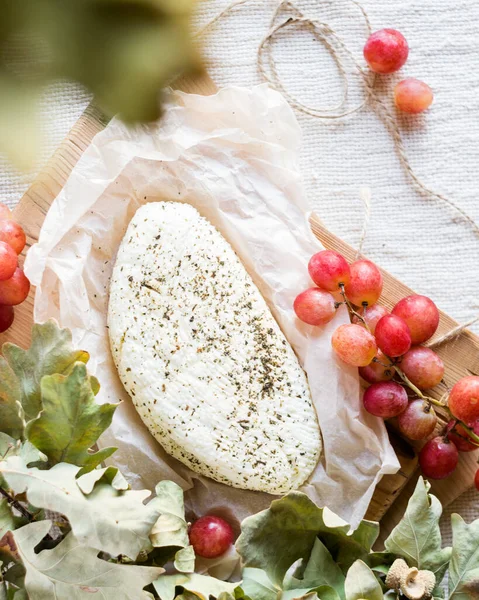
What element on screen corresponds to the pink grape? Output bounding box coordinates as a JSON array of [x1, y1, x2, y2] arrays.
[[308, 250, 350, 291], [447, 419, 479, 453], [375, 314, 411, 358], [395, 78, 433, 114], [0, 242, 17, 281], [399, 347, 444, 390], [0, 220, 26, 255], [363, 29, 409, 74], [189, 516, 234, 558], [392, 295, 439, 344], [0, 268, 30, 306], [0, 306, 14, 333], [358, 350, 395, 383], [294, 288, 336, 326], [397, 400, 437, 440], [353, 304, 388, 334], [448, 376, 479, 424], [344, 260, 383, 307], [419, 436, 458, 480], [363, 381, 408, 418], [475, 468, 479, 492], [331, 324, 377, 367]]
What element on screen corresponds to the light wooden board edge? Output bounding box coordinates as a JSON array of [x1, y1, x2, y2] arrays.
[[4, 72, 476, 530]]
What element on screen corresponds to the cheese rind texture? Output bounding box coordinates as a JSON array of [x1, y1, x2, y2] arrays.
[[108, 202, 321, 494]]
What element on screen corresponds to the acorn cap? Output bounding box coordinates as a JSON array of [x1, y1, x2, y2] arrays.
[[400, 566, 436, 600], [385, 558, 409, 590]]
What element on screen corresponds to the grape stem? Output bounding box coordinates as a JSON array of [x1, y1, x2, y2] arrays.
[[394, 365, 449, 410], [459, 422, 479, 446], [339, 284, 370, 332]]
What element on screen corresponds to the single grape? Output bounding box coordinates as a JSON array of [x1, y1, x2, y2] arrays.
[[363, 381, 408, 418], [331, 323, 377, 367], [308, 250, 350, 291], [189, 515, 234, 558], [0, 306, 14, 333], [446, 419, 479, 452], [358, 350, 395, 383], [419, 436, 458, 480], [475, 468, 479, 492], [0, 242, 17, 281], [397, 400, 437, 440], [448, 376, 479, 424], [353, 304, 388, 334], [294, 288, 336, 326], [0, 268, 30, 306], [399, 347, 444, 390], [392, 295, 439, 344], [344, 260, 383, 307], [394, 78, 433, 114], [0, 220, 26, 255], [363, 29, 409, 74], [375, 314, 412, 358], [0, 203, 12, 221]]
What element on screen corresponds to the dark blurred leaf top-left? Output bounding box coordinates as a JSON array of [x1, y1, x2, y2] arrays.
[[0, 0, 199, 168]]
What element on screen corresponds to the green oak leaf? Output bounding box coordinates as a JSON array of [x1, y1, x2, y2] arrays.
[[25, 362, 117, 470], [14, 520, 163, 599], [148, 481, 193, 572], [2, 320, 91, 421], [153, 573, 237, 600], [0, 499, 16, 541], [236, 492, 379, 586], [344, 561, 382, 600], [0, 358, 24, 440], [0, 456, 162, 559], [448, 513, 479, 599], [241, 569, 278, 600], [285, 538, 345, 600], [384, 477, 451, 583], [76, 465, 129, 494]]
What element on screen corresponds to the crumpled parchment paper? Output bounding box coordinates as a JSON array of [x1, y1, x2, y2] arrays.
[[25, 84, 398, 548]]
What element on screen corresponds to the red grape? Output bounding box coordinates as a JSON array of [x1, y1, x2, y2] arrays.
[[447, 419, 479, 452], [448, 376, 479, 423], [475, 468, 479, 492], [0, 268, 30, 306], [0, 306, 14, 333], [0, 204, 12, 221], [344, 260, 383, 307], [363, 29, 409, 74], [353, 304, 388, 334], [294, 288, 336, 326], [399, 347, 444, 390], [397, 400, 437, 440], [0, 242, 17, 281], [363, 381, 408, 418], [392, 295, 439, 344], [419, 436, 458, 480], [359, 350, 395, 383], [395, 78, 434, 114], [375, 314, 411, 358], [0, 220, 26, 255], [331, 323, 377, 367], [308, 250, 350, 291], [189, 515, 234, 558]]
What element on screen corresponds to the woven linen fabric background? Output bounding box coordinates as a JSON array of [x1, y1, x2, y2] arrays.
[[0, 0, 478, 543]]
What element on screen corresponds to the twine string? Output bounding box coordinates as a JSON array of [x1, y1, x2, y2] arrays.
[[197, 0, 479, 340]]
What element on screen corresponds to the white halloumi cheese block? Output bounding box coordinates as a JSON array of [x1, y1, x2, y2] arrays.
[[108, 202, 321, 494]]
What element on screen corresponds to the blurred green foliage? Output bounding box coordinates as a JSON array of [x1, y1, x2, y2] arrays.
[[0, 0, 200, 168]]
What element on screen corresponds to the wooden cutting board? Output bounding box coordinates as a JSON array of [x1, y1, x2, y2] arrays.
[[5, 73, 479, 533]]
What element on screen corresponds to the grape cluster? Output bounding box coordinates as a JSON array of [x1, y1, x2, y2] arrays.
[[294, 249, 479, 487], [0, 203, 30, 333], [363, 28, 434, 114]]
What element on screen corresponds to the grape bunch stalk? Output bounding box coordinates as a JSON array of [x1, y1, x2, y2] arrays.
[[294, 249, 479, 487]]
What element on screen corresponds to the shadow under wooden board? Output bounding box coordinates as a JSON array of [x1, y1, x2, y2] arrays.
[[4, 73, 478, 532]]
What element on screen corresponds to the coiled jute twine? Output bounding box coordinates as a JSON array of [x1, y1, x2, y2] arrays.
[[197, 0, 479, 345]]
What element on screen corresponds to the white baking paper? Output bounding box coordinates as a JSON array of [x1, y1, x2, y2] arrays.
[[25, 84, 399, 542]]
